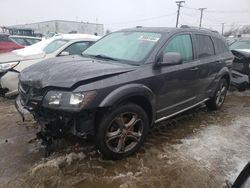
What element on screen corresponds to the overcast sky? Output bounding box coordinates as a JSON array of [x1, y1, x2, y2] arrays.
[[1, 0, 250, 33]]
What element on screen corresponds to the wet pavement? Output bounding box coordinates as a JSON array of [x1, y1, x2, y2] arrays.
[[0, 90, 250, 188]]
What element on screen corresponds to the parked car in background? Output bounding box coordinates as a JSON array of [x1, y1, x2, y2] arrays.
[[16, 27, 233, 159], [230, 38, 250, 51], [0, 34, 100, 97], [0, 33, 24, 53], [230, 50, 250, 91], [226, 37, 238, 46], [10, 35, 42, 46], [229, 38, 250, 91]]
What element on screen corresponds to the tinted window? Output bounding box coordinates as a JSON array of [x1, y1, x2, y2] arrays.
[[63, 42, 91, 55], [83, 31, 162, 64], [195, 34, 215, 58], [214, 37, 230, 54], [164, 34, 193, 61]]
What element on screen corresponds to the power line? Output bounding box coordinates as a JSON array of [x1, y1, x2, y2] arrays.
[[175, 1, 185, 27], [206, 10, 250, 14], [183, 6, 250, 14]]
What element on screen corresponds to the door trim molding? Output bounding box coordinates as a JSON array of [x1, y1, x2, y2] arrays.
[[155, 98, 209, 123], [157, 96, 196, 113]]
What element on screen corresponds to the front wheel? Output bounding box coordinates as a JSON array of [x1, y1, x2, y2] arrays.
[[206, 78, 228, 110], [96, 103, 149, 160]]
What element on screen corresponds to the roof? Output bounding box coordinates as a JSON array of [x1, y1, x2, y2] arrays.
[[60, 34, 101, 40], [119, 26, 222, 37], [12, 20, 103, 27], [119, 27, 177, 33], [9, 35, 41, 40]]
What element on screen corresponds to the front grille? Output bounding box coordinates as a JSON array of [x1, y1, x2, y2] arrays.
[[19, 82, 43, 109], [19, 83, 30, 94]]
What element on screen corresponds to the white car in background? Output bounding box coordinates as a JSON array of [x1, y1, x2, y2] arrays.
[[9, 35, 42, 46], [0, 34, 100, 97]]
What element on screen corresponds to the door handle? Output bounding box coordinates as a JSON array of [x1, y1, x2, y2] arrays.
[[190, 67, 199, 71]]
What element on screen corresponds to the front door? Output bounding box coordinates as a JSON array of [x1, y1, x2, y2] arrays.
[[155, 34, 200, 118]]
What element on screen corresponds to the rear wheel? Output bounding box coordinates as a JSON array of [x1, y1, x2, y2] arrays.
[[206, 78, 228, 110], [96, 103, 149, 160]]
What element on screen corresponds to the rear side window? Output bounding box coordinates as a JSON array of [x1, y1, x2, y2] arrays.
[[214, 37, 230, 54], [164, 34, 193, 62], [195, 34, 215, 58]]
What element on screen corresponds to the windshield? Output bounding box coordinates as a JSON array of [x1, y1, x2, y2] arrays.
[[10, 38, 27, 46], [82, 31, 162, 64], [43, 39, 68, 54], [230, 41, 250, 50]]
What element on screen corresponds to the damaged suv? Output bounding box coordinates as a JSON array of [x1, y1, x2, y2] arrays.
[[16, 27, 233, 159]]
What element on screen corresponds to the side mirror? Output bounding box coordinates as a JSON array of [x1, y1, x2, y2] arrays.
[[159, 52, 183, 66], [59, 51, 70, 56]]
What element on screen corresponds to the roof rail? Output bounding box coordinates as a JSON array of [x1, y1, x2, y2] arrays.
[[180, 25, 219, 34]]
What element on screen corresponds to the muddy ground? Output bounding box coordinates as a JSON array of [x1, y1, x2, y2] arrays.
[[0, 90, 250, 188]]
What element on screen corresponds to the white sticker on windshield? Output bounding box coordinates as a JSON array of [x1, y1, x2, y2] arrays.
[[138, 36, 159, 42]]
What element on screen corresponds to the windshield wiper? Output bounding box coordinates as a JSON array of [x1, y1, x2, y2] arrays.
[[93, 54, 118, 61], [83, 54, 118, 61]]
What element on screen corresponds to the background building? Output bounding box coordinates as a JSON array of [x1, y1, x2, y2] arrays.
[[11, 20, 104, 36]]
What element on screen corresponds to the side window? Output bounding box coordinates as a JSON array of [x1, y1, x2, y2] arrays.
[[195, 34, 215, 58], [63, 42, 91, 55], [214, 37, 230, 54], [164, 34, 193, 62]]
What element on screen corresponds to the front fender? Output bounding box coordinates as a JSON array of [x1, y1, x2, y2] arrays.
[[99, 83, 155, 108]]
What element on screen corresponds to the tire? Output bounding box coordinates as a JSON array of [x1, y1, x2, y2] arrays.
[[206, 78, 228, 110], [96, 103, 149, 160]]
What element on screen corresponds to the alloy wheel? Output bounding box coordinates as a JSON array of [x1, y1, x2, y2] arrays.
[[215, 82, 227, 107], [105, 112, 143, 154]]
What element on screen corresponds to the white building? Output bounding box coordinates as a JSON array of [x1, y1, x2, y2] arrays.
[[12, 20, 104, 36]]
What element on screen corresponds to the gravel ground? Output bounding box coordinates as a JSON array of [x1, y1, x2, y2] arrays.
[[0, 90, 250, 188]]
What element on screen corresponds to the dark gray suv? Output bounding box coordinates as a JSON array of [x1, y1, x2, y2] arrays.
[[16, 27, 233, 159]]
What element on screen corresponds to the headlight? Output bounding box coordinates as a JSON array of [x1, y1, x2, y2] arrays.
[[0, 62, 19, 73], [43, 90, 96, 111]]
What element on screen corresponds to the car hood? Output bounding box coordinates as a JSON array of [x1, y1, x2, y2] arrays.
[[20, 55, 137, 89], [231, 49, 250, 60], [0, 51, 45, 63]]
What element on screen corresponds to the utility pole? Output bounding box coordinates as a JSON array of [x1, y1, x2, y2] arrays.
[[221, 23, 225, 35], [198, 8, 206, 28], [175, 1, 185, 28]]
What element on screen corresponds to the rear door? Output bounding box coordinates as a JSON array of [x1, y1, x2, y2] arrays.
[[192, 34, 217, 101], [155, 33, 201, 118]]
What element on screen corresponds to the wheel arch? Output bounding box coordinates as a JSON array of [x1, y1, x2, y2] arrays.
[[97, 84, 156, 126]]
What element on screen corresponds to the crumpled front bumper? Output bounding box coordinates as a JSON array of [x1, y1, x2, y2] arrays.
[[15, 95, 33, 121]]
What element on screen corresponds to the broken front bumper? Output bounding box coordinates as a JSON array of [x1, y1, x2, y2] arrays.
[[15, 95, 33, 121]]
